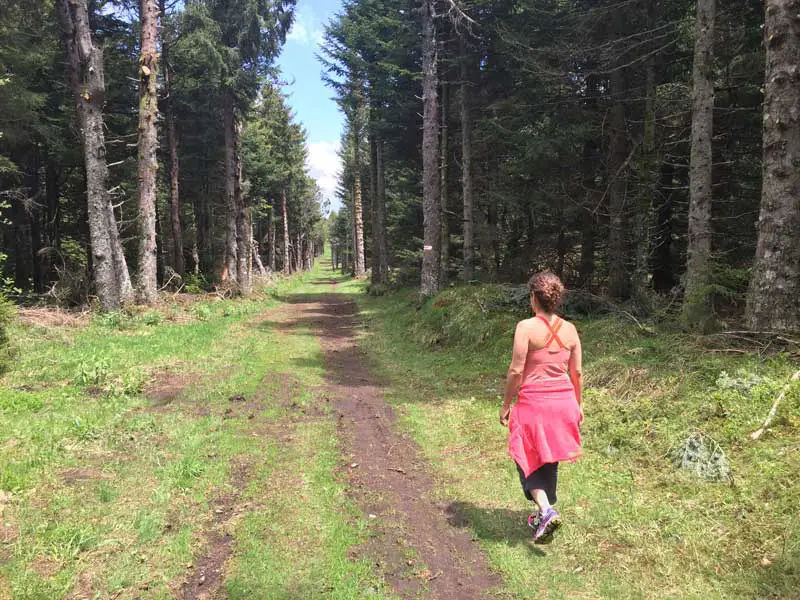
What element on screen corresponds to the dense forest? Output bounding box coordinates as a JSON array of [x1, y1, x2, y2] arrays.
[[1, 0, 799, 334], [0, 0, 324, 314], [323, 0, 800, 333]]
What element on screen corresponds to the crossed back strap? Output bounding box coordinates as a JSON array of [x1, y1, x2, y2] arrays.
[[536, 315, 566, 349]]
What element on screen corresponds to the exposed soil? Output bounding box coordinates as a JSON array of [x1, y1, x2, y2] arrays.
[[0, 522, 18, 545], [60, 467, 113, 485], [180, 461, 251, 600], [64, 570, 97, 600], [277, 285, 501, 600], [145, 369, 197, 407]]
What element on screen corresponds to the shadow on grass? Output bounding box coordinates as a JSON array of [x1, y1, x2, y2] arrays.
[[445, 501, 546, 557]]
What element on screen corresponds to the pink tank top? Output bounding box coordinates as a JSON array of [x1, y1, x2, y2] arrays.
[[521, 315, 571, 386]]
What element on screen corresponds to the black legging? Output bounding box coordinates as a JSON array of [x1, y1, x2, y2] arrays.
[[516, 461, 559, 505]]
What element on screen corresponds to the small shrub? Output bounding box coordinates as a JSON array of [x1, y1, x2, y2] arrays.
[[70, 416, 102, 442], [140, 311, 162, 326], [94, 310, 135, 330], [193, 303, 213, 321], [108, 368, 147, 397], [73, 356, 111, 386], [183, 273, 210, 294]]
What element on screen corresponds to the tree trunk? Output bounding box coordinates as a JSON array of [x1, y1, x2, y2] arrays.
[[136, 0, 159, 304], [370, 132, 379, 282], [745, 0, 800, 331], [460, 38, 475, 281], [420, 0, 441, 296], [253, 240, 266, 276], [352, 123, 366, 277], [234, 119, 251, 294], [268, 204, 276, 272], [56, 0, 132, 311], [223, 94, 239, 284], [683, 0, 717, 329], [632, 51, 658, 304], [108, 201, 134, 304], [375, 138, 389, 284], [189, 203, 200, 275], [607, 66, 630, 300], [282, 188, 290, 275], [160, 0, 183, 277], [440, 79, 449, 281], [294, 234, 302, 273], [303, 236, 312, 271]]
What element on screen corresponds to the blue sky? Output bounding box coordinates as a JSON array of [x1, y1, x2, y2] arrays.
[[277, 0, 345, 211]]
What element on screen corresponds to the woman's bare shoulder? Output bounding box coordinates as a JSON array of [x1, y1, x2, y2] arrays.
[[559, 318, 581, 341]]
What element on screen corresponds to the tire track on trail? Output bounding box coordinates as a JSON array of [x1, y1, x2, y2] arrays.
[[279, 277, 502, 600]]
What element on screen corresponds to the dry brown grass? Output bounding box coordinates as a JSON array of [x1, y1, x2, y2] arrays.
[[17, 307, 91, 328]]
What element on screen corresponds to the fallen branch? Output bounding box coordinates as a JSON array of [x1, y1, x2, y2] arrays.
[[750, 370, 800, 441]]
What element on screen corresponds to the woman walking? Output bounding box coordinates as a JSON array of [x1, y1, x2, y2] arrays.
[[499, 271, 583, 543]]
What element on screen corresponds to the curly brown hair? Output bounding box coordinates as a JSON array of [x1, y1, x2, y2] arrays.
[[528, 271, 565, 313]]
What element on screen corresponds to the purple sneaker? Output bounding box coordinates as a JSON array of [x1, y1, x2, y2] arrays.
[[534, 507, 561, 543]]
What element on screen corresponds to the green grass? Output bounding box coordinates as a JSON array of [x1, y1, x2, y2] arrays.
[[344, 279, 800, 600], [3, 257, 798, 599], [0, 265, 389, 599]]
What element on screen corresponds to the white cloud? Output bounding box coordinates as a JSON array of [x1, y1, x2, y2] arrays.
[[287, 10, 324, 46], [307, 141, 342, 213]]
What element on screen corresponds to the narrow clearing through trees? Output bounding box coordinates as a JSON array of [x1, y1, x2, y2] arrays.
[[277, 278, 501, 599]]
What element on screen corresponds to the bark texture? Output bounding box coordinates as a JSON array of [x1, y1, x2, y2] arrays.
[[268, 204, 276, 272], [223, 94, 239, 284], [372, 136, 389, 284], [460, 39, 475, 281], [440, 79, 449, 280], [160, 0, 183, 276], [56, 0, 132, 311], [282, 188, 290, 275], [683, 0, 716, 329], [745, 0, 800, 331], [136, 0, 159, 304], [352, 124, 366, 277], [234, 119, 251, 294], [420, 0, 441, 296]]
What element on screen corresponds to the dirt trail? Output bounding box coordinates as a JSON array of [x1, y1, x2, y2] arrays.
[[278, 279, 501, 600]]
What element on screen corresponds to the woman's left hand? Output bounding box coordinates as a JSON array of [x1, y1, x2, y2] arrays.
[[499, 405, 511, 427]]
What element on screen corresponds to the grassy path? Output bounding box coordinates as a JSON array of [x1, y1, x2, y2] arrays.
[[276, 274, 499, 599]]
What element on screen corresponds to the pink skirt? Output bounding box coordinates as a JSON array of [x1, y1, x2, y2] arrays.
[[508, 376, 582, 478]]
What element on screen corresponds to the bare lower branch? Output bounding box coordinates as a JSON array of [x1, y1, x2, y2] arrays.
[[750, 371, 800, 441]]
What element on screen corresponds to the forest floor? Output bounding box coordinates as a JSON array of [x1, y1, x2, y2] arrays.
[[1, 258, 799, 599]]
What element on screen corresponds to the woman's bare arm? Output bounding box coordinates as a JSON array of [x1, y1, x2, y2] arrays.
[[501, 321, 529, 424], [568, 333, 583, 406]]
